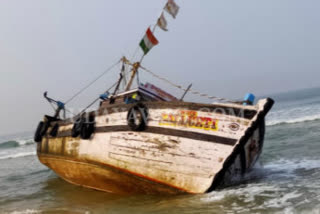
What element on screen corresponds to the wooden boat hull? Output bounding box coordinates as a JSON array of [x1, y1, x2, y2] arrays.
[[37, 99, 274, 194], [38, 154, 185, 194]]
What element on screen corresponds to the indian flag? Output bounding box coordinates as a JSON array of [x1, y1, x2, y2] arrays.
[[139, 28, 159, 55]]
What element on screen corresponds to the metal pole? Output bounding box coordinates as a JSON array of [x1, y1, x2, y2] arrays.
[[180, 84, 192, 101]]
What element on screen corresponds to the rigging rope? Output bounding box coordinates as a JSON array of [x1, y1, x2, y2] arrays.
[[138, 65, 236, 103], [77, 81, 119, 116], [65, 60, 121, 105]]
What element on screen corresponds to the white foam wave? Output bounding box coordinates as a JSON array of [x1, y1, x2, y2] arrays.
[[0, 151, 36, 160], [262, 191, 302, 208], [203, 184, 286, 203], [8, 209, 41, 214], [262, 159, 320, 176], [267, 114, 320, 126], [0, 138, 34, 150], [203, 183, 304, 212], [16, 139, 34, 146], [203, 159, 320, 203]]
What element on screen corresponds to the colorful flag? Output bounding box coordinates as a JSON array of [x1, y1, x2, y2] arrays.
[[164, 0, 179, 19], [139, 28, 159, 55], [157, 13, 168, 31]]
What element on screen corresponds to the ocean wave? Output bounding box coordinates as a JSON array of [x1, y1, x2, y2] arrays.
[[8, 209, 41, 214], [0, 141, 20, 149], [267, 114, 320, 126], [262, 158, 320, 173], [0, 151, 36, 160], [0, 139, 34, 149], [202, 158, 320, 211], [240, 159, 320, 181]]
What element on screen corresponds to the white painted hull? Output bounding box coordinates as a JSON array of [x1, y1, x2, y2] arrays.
[[37, 98, 273, 194]]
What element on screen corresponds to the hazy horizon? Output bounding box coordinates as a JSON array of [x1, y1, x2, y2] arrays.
[[1, 0, 320, 136]]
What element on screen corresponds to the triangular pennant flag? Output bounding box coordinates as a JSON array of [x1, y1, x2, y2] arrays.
[[157, 13, 168, 31], [164, 0, 180, 19], [139, 28, 159, 55]]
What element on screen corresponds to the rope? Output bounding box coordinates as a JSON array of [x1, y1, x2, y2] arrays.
[[136, 70, 140, 86], [77, 81, 119, 116], [64, 108, 76, 117], [48, 101, 56, 112], [46, 96, 75, 118], [130, 45, 140, 63], [139, 65, 236, 103], [65, 60, 121, 105]]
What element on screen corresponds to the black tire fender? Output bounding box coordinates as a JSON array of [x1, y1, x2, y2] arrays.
[[50, 123, 59, 137], [34, 121, 44, 143], [72, 117, 83, 138], [127, 103, 148, 131], [80, 114, 95, 140], [34, 121, 50, 143]]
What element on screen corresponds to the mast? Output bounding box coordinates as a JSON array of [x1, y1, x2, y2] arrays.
[[124, 61, 140, 91]]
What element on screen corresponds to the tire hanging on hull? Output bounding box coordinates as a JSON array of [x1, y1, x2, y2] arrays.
[[71, 114, 95, 139], [127, 103, 149, 131], [34, 121, 50, 143]]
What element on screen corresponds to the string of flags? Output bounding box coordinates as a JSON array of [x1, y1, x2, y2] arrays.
[[139, 0, 180, 55]]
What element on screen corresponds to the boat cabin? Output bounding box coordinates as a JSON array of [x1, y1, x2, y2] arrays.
[[100, 82, 178, 108]]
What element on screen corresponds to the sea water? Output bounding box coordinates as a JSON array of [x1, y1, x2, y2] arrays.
[[1, 88, 320, 214]]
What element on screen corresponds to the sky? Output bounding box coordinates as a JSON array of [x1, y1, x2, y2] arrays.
[[0, 0, 319, 136]]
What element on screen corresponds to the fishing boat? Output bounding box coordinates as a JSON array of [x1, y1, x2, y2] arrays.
[[34, 0, 274, 194]]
